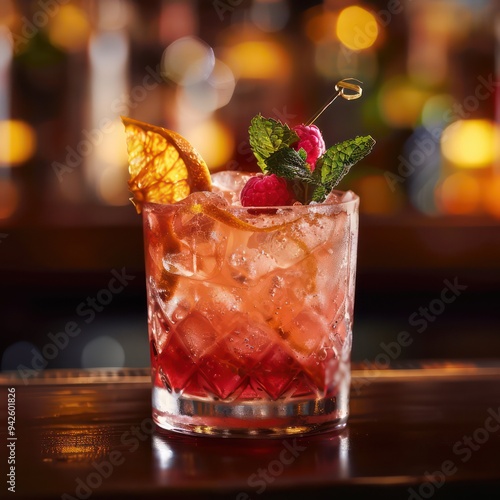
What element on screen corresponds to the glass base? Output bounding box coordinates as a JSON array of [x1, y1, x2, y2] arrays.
[[152, 386, 349, 438]]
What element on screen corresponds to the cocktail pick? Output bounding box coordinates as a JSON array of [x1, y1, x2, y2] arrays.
[[306, 78, 363, 126]]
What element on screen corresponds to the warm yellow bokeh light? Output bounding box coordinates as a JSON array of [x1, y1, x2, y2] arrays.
[[48, 5, 91, 53], [98, 166, 130, 206], [0, 120, 36, 166], [438, 172, 481, 215], [441, 120, 499, 169], [185, 120, 234, 170], [223, 41, 291, 80], [94, 119, 129, 206], [94, 119, 128, 166], [0, 178, 19, 219], [336, 6, 378, 51], [378, 78, 430, 128]]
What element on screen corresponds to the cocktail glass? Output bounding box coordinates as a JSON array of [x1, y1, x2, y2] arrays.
[[143, 177, 359, 438]]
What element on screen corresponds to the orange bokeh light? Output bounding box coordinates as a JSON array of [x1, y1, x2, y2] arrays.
[[438, 172, 481, 215], [0, 120, 36, 166], [223, 40, 291, 80], [336, 6, 378, 51]]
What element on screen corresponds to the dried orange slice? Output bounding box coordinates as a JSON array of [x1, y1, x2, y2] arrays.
[[122, 116, 212, 213]]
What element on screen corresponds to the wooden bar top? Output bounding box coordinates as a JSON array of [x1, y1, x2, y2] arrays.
[[1, 363, 500, 499]]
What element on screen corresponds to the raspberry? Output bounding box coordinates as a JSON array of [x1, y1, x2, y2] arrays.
[[240, 174, 294, 207], [292, 124, 326, 171]]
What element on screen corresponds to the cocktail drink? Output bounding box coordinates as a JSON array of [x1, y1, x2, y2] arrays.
[[143, 181, 359, 437], [123, 79, 373, 437]]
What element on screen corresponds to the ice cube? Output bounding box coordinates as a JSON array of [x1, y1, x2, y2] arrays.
[[222, 320, 271, 362], [323, 189, 359, 214], [280, 309, 330, 360], [196, 284, 243, 324], [165, 192, 229, 280], [322, 190, 342, 205], [340, 190, 356, 203], [149, 299, 173, 353], [225, 246, 278, 286], [242, 210, 338, 273], [211, 171, 254, 205], [152, 280, 195, 325], [176, 312, 219, 360]]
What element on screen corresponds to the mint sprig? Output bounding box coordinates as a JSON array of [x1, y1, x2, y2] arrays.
[[248, 114, 375, 203], [312, 135, 375, 202], [249, 115, 299, 171]]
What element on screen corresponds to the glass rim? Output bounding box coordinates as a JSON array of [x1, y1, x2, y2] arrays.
[[141, 189, 359, 213]]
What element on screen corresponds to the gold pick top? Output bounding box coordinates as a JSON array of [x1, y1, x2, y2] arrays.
[[306, 78, 363, 126]]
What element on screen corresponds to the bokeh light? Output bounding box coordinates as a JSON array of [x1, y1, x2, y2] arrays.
[[336, 6, 378, 51], [421, 94, 455, 129], [441, 119, 499, 169], [48, 4, 91, 53], [208, 59, 236, 108], [162, 36, 215, 86], [177, 59, 235, 115], [1, 341, 38, 371], [94, 118, 128, 166], [438, 172, 481, 215], [378, 77, 430, 128], [94, 118, 129, 206], [81, 336, 126, 369], [223, 40, 291, 80], [98, 166, 130, 206], [185, 119, 234, 170], [0, 120, 36, 166]]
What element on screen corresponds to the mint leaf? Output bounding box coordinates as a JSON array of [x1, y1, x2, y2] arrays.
[[314, 135, 375, 201], [311, 184, 327, 203], [249, 115, 299, 171], [265, 147, 318, 185], [265, 148, 321, 203]]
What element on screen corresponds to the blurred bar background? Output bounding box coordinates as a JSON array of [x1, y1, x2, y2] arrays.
[[1, 0, 499, 371]]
